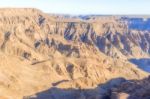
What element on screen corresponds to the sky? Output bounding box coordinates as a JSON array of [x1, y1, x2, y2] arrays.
[[0, 0, 150, 15]]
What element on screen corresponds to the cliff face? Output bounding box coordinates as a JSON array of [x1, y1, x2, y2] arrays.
[[0, 9, 150, 58], [0, 9, 149, 98]]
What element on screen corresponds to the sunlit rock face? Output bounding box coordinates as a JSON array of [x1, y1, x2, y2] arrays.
[[0, 9, 149, 98]]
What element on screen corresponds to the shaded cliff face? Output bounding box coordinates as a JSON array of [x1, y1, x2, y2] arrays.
[[0, 9, 149, 98]]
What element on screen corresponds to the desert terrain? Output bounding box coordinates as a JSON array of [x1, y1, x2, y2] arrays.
[[0, 8, 149, 99]]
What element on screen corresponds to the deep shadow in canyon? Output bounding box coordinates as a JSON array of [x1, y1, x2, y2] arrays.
[[129, 58, 150, 73]]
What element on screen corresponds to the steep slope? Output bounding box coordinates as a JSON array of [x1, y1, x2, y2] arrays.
[[0, 9, 148, 98]]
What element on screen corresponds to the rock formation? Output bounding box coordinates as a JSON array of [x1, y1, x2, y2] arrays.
[[0, 8, 149, 99]]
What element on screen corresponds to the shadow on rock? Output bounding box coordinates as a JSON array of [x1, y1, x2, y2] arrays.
[[24, 76, 150, 99], [129, 58, 150, 73]]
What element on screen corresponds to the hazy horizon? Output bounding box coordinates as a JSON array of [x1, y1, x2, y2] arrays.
[[0, 0, 150, 15]]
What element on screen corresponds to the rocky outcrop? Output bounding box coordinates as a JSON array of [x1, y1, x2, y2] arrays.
[[110, 76, 150, 99]]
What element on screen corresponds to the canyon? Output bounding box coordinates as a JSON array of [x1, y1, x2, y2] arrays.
[[0, 8, 149, 99]]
